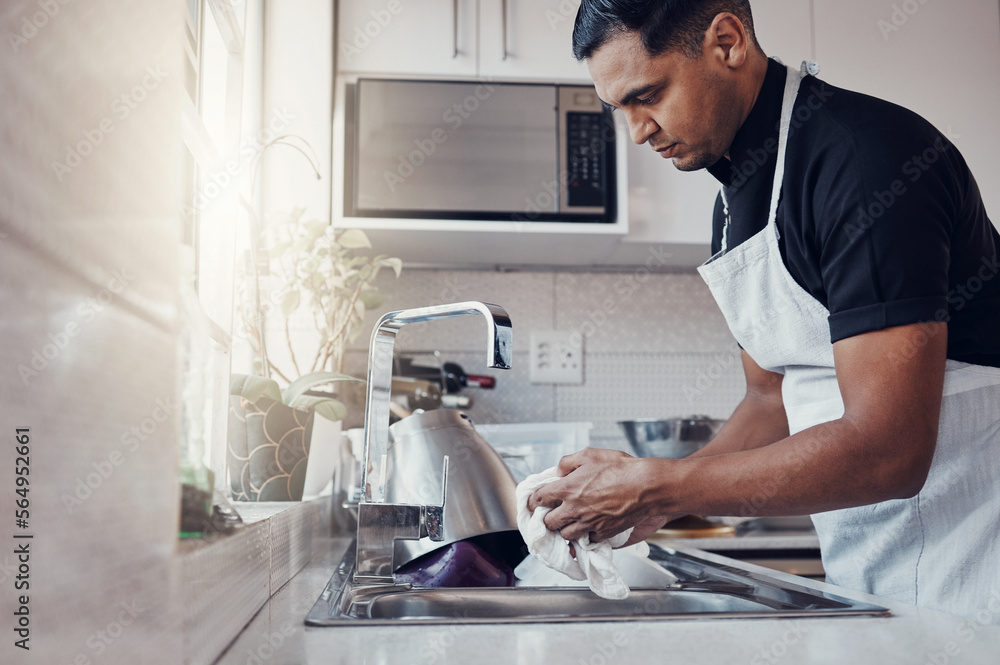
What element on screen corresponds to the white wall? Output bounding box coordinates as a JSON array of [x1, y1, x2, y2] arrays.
[[261, 0, 334, 222], [0, 1, 185, 662]]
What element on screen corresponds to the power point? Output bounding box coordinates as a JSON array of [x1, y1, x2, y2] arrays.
[[529, 331, 584, 384]]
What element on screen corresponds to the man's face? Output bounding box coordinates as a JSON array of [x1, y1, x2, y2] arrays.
[[588, 30, 743, 172]]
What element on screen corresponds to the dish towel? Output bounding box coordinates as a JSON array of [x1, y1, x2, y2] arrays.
[[515, 466, 649, 600]]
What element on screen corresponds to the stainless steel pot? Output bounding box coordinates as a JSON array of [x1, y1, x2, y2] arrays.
[[619, 416, 726, 459], [385, 408, 519, 569]]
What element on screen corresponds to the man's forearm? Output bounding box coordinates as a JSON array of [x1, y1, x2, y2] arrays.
[[686, 393, 789, 459]]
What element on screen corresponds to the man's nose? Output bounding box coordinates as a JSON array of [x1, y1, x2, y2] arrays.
[[626, 110, 657, 145]]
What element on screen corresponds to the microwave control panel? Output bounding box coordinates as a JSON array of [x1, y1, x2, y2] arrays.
[[558, 85, 613, 218], [566, 112, 605, 208]]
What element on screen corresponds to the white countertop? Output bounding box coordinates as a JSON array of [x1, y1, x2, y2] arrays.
[[214, 537, 1000, 665]]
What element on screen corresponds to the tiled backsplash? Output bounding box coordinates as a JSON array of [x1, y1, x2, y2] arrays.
[[256, 268, 746, 451]]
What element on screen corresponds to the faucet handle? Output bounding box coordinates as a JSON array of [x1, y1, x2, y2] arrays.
[[421, 456, 448, 541]]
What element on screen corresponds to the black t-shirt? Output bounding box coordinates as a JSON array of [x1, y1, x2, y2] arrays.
[[707, 59, 1000, 368]]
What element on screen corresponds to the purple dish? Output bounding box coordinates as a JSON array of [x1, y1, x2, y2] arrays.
[[394, 540, 515, 588]]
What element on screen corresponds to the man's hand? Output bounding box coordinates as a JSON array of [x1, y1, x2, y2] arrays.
[[526, 448, 677, 544]]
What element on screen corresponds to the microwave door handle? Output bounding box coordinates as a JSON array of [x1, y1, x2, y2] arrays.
[[452, 0, 459, 58], [501, 0, 508, 61]]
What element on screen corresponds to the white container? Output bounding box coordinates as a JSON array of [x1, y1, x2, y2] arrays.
[[474, 422, 593, 482]]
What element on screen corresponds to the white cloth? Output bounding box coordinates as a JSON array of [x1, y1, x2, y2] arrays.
[[698, 61, 1000, 622], [515, 467, 649, 600]]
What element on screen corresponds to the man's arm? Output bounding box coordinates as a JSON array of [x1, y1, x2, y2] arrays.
[[529, 322, 948, 544], [686, 350, 789, 458]]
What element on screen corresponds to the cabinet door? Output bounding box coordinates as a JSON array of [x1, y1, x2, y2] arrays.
[[478, 0, 591, 82], [624, 0, 813, 246], [813, 0, 1000, 223], [337, 0, 478, 76]]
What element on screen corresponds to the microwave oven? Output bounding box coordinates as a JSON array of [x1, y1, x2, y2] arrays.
[[344, 79, 616, 223]]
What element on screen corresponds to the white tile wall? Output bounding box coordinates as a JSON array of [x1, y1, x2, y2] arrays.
[[255, 267, 747, 450]]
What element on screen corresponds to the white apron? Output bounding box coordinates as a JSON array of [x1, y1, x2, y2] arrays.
[[698, 63, 1000, 621]]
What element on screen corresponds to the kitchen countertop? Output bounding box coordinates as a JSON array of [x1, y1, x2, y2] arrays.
[[215, 536, 1000, 665], [647, 522, 821, 552]]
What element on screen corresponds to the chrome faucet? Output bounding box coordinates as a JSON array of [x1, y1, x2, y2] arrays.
[[354, 301, 513, 584]]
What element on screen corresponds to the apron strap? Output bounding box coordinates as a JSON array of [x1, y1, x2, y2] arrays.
[[767, 65, 804, 237], [718, 63, 805, 252]]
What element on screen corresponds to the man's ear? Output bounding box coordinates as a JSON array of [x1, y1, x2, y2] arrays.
[[705, 12, 750, 69]]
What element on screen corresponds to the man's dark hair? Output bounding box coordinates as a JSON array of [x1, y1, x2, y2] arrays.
[[572, 0, 760, 61]]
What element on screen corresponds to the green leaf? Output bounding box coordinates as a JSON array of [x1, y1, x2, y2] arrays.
[[282, 371, 365, 405], [230, 374, 283, 404], [289, 395, 349, 422], [359, 292, 388, 310], [304, 219, 328, 240], [337, 228, 372, 249], [380, 257, 403, 277], [280, 289, 300, 318]]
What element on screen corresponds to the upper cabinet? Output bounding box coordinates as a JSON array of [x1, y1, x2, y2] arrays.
[[337, 0, 478, 77], [336, 0, 590, 82], [477, 0, 590, 81]]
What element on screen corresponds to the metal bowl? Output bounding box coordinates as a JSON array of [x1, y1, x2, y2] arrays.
[[619, 416, 726, 459]]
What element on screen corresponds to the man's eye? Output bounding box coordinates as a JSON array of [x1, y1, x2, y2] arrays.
[[637, 95, 656, 105]]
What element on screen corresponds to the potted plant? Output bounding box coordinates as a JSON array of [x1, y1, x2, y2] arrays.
[[229, 209, 401, 501]]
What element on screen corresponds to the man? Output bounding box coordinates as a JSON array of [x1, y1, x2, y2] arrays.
[[528, 0, 1000, 621]]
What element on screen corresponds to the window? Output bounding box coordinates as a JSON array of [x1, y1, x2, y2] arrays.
[[180, 0, 263, 498]]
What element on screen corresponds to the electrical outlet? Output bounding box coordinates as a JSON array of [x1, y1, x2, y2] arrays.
[[529, 331, 584, 384]]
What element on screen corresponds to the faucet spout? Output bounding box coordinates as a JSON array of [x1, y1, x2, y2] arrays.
[[360, 301, 512, 504], [353, 302, 512, 583]]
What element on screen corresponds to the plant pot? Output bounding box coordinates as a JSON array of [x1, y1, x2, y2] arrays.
[[227, 395, 315, 501], [302, 415, 343, 498]]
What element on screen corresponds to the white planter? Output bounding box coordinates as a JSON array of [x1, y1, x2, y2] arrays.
[[303, 415, 343, 498]]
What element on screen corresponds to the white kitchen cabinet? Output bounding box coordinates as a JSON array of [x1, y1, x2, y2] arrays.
[[813, 0, 1000, 224], [477, 0, 590, 81], [336, 0, 478, 77], [336, 0, 591, 82]]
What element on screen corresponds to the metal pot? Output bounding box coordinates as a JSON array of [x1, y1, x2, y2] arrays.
[[385, 408, 520, 569], [619, 416, 726, 459]]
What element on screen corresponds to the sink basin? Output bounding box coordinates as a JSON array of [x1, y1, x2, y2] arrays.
[[366, 587, 772, 620], [305, 543, 889, 626]]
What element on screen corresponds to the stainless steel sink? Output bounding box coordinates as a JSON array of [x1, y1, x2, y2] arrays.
[[305, 543, 889, 626]]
